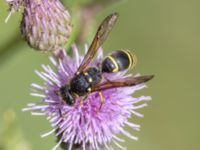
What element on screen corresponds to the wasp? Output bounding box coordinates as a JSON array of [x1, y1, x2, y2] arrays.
[[58, 12, 154, 106]]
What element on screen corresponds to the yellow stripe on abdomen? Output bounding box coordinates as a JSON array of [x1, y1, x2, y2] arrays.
[[106, 56, 119, 72], [122, 50, 137, 69]]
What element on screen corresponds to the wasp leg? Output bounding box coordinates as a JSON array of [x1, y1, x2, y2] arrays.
[[80, 95, 88, 107], [80, 98, 84, 107], [98, 92, 105, 112], [58, 108, 65, 123], [59, 108, 63, 117]]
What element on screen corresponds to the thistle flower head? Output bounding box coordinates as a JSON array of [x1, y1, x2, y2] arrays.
[[6, 0, 72, 51], [23, 45, 151, 150]]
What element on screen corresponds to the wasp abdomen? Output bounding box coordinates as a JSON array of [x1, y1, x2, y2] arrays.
[[102, 50, 137, 73]]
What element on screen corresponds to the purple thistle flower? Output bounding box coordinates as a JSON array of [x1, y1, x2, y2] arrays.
[[23, 45, 152, 150], [6, 0, 72, 51]]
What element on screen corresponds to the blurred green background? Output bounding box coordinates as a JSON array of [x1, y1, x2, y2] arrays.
[[0, 0, 200, 150]]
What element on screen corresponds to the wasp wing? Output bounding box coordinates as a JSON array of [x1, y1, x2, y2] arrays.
[[91, 75, 154, 92], [76, 13, 119, 73]]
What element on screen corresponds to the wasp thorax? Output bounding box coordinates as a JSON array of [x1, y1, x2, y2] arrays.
[[70, 68, 102, 96]]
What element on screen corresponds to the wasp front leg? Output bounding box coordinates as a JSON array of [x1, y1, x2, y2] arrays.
[[79, 95, 88, 107]]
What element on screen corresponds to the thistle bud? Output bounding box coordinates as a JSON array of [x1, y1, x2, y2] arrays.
[[20, 0, 72, 52]]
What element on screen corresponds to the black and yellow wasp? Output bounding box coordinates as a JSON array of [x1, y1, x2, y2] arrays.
[[58, 13, 154, 106]]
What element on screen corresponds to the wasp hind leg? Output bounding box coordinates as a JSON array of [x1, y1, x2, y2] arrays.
[[98, 92, 105, 112]]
